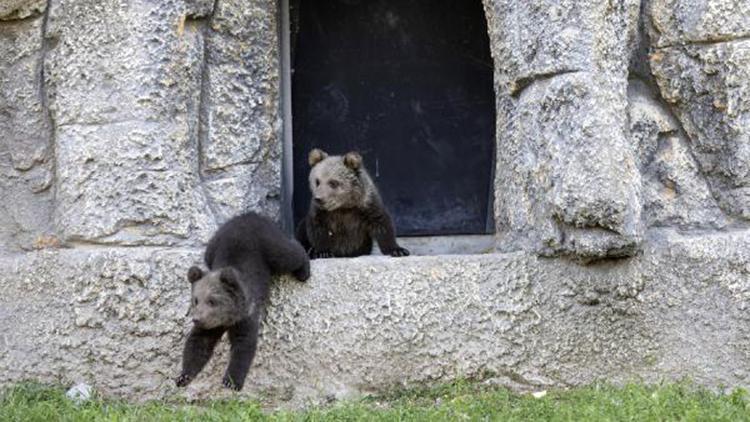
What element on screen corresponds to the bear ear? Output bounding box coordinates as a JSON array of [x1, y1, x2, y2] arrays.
[[219, 267, 242, 290], [219, 267, 238, 286], [187, 266, 204, 284], [343, 151, 362, 170], [219, 268, 245, 300], [308, 149, 328, 167]]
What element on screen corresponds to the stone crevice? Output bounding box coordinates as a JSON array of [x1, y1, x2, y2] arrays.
[[0, 12, 38, 24], [509, 69, 581, 97], [38, 0, 54, 196], [654, 34, 750, 50], [191, 0, 219, 178], [193, 0, 222, 226]]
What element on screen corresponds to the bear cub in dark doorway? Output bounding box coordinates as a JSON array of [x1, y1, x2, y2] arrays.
[[296, 149, 410, 259], [176, 212, 310, 391]]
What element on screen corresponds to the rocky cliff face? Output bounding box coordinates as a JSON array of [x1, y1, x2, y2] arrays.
[[1, 0, 749, 407]]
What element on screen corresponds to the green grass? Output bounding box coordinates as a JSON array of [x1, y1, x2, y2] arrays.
[[1, 380, 748, 421]]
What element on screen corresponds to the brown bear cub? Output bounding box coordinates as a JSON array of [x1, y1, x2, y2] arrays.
[[176, 212, 310, 391], [296, 149, 410, 259]]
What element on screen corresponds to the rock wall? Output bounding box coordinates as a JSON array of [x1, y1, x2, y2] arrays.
[[487, 0, 750, 260], [1, 0, 749, 407], [0, 0, 54, 254], [1, 0, 281, 251], [2, 0, 748, 256]]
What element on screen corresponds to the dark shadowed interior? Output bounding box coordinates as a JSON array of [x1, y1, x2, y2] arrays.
[[291, 0, 496, 236]]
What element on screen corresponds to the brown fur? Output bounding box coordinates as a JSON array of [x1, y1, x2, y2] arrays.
[[296, 149, 409, 258]]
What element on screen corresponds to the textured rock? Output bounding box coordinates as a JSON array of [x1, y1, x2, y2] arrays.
[[649, 39, 750, 220], [0, 0, 45, 20], [495, 72, 642, 259], [45, 0, 217, 244], [647, 0, 750, 222], [0, 10, 54, 253], [1, 231, 749, 407], [485, 0, 640, 87], [39, 0, 283, 241], [200, 0, 282, 221], [649, 0, 750, 47], [202, 160, 281, 223], [628, 79, 728, 228], [487, 0, 643, 260]]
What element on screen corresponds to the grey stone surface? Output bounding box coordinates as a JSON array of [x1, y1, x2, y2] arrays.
[[45, 0, 217, 245], [484, 0, 640, 88], [628, 79, 728, 229], [649, 0, 750, 47], [0, 231, 749, 407], [649, 39, 750, 220], [0, 0, 45, 20], [32, 0, 283, 244], [0, 10, 54, 253], [200, 0, 282, 221], [486, 0, 644, 260]]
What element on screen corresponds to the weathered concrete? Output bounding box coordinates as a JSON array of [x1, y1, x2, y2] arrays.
[[647, 0, 750, 221], [0, 3, 54, 254], [628, 79, 728, 229], [1, 230, 748, 407], [649, 0, 750, 47], [200, 0, 282, 222], [45, 0, 217, 245], [649, 39, 750, 220], [31, 0, 283, 246], [486, 0, 644, 260], [0, 0, 45, 20]]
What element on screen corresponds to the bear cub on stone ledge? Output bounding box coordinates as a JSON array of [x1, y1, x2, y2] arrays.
[[296, 149, 410, 259], [176, 212, 310, 391]]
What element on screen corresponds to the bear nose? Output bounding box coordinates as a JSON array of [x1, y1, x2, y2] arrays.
[[192, 317, 201, 325], [314, 197, 323, 205]]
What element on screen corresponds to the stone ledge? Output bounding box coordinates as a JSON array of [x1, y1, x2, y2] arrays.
[[1, 229, 749, 408]]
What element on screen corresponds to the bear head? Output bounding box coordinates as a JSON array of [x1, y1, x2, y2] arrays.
[[308, 148, 367, 211], [186, 266, 246, 329]]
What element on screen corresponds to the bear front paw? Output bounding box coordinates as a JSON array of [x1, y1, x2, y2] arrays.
[[175, 373, 192, 387], [388, 247, 410, 257], [222, 375, 242, 391], [293, 262, 311, 282], [310, 250, 334, 259]]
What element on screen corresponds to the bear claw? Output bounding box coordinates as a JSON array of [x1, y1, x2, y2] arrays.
[[175, 374, 192, 387], [388, 247, 410, 257], [310, 250, 334, 259], [222, 376, 242, 391], [293, 264, 311, 282]]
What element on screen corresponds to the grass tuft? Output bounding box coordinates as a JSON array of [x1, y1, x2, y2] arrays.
[[0, 380, 747, 421]]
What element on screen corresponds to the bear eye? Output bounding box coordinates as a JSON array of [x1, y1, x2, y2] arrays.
[[328, 180, 340, 189], [315, 178, 320, 187], [193, 298, 198, 305], [207, 298, 217, 307]]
